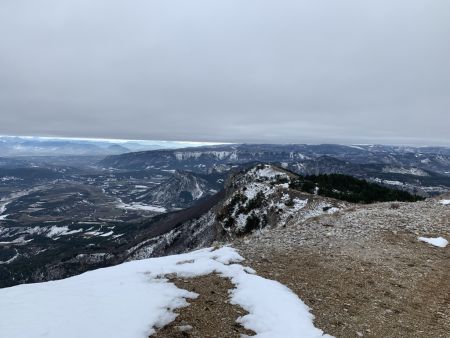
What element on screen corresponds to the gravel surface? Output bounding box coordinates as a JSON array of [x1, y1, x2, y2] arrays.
[[234, 199, 450, 338]]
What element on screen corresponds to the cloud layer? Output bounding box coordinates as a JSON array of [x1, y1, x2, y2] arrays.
[[0, 0, 449, 145]]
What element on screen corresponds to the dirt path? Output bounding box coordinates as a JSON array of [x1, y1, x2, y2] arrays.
[[153, 274, 255, 337]]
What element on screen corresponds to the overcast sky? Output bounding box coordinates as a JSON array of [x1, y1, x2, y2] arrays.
[[0, 0, 449, 145]]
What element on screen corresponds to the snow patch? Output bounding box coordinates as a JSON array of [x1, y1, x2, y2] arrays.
[[439, 199, 450, 205], [382, 167, 428, 176], [326, 207, 340, 214], [117, 200, 167, 213], [242, 182, 274, 200], [418, 236, 448, 248], [99, 231, 114, 237], [248, 165, 288, 180], [0, 247, 333, 338], [372, 178, 404, 186], [0, 236, 32, 245], [47, 226, 83, 238]]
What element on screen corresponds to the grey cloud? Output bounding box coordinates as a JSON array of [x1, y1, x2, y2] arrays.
[[0, 0, 449, 145]]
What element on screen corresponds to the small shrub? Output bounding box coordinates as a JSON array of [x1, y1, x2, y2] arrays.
[[284, 198, 294, 207], [243, 213, 260, 233], [244, 191, 265, 212], [224, 216, 235, 229], [276, 176, 289, 184], [217, 193, 248, 221]]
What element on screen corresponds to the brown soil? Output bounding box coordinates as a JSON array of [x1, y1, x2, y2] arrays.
[[237, 231, 450, 338], [153, 274, 255, 337]]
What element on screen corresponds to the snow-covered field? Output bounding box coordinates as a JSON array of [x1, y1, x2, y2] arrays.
[[0, 247, 332, 338]]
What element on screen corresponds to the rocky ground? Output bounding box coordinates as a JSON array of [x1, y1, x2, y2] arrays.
[[154, 275, 255, 338], [153, 198, 450, 337]]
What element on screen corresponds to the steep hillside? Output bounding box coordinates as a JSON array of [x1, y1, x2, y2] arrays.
[[133, 171, 216, 208], [113, 170, 223, 211]]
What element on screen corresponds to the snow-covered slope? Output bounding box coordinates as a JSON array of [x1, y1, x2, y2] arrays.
[[0, 247, 332, 338], [216, 164, 347, 236]]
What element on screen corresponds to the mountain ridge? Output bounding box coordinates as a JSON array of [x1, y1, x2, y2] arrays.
[[100, 143, 450, 196]]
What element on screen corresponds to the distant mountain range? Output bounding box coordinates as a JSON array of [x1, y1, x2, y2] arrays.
[[101, 143, 450, 196], [0, 136, 222, 156], [101, 143, 450, 172], [0, 136, 129, 156]]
